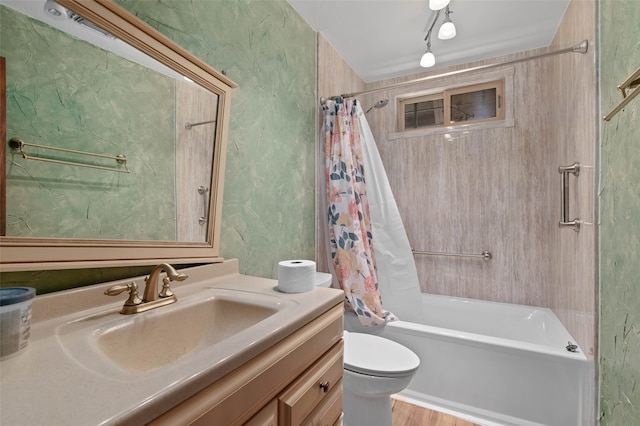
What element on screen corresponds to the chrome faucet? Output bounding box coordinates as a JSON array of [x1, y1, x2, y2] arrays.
[[105, 263, 188, 314]]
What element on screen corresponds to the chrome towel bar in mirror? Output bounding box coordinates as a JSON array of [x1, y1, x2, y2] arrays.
[[8, 137, 129, 173]]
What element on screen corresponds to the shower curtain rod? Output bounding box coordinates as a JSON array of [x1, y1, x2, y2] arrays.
[[324, 40, 588, 101]]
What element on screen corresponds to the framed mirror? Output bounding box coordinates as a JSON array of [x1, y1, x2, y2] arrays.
[[0, 0, 237, 271]]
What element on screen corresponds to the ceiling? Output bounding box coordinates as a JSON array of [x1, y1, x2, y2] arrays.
[[288, 0, 570, 83]]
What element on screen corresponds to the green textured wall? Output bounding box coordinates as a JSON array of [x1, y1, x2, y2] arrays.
[[0, 0, 316, 293], [1, 6, 176, 240], [114, 0, 317, 279], [599, 0, 640, 424]]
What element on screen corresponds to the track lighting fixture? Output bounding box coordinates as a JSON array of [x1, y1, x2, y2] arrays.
[[438, 6, 456, 40], [429, 0, 450, 11], [420, 46, 436, 68], [420, 3, 457, 68]]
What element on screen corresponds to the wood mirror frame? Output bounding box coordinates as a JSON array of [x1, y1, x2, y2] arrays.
[[0, 0, 237, 272]]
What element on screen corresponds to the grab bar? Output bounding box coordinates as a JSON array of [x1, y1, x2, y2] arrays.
[[412, 249, 492, 261], [558, 162, 581, 232], [197, 185, 209, 225], [8, 137, 129, 173]]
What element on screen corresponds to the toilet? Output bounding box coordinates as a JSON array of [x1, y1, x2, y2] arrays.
[[315, 273, 421, 426]]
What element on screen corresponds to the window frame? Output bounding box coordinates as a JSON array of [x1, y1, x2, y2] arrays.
[[396, 79, 505, 133], [446, 80, 504, 125]]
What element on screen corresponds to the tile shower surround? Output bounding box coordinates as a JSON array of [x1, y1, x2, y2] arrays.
[[317, 0, 597, 360]]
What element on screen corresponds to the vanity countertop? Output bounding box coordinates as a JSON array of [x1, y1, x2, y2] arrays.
[[0, 260, 343, 425]]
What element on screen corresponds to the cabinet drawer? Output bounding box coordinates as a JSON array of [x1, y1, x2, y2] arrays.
[[333, 413, 343, 426], [245, 400, 277, 426], [278, 340, 343, 426], [302, 379, 342, 426]]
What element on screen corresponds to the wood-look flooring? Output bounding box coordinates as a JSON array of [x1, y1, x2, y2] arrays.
[[391, 398, 480, 426]]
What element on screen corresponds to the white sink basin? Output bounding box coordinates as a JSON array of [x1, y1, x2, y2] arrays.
[[57, 288, 296, 374]]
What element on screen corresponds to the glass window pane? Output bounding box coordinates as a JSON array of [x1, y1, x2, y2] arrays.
[[404, 111, 416, 129], [450, 88, 496, 123], [404, 98, 443, 129]]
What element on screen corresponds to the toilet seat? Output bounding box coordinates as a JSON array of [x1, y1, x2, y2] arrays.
[[343, 332, 420, 378]]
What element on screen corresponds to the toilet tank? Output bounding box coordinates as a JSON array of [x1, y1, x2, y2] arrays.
[[343, 311, 386, 335], [315, 272, 333, 288]]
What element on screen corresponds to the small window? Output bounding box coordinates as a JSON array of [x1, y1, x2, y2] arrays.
[[403, 94, 444, 130], [398, 80, 504, 132]]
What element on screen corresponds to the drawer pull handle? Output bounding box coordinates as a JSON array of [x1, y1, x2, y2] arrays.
[[319, 381, 330, 393]]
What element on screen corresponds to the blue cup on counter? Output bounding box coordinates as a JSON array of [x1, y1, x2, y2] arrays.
[[0, 287, 36, 361]]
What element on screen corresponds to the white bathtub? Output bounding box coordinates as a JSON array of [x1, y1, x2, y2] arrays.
[[379, 294, 590, 426]]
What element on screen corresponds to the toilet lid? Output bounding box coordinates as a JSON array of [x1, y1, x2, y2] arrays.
[[343, 332, 420, 377]]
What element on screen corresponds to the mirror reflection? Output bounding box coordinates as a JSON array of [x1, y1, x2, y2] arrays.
[[1, 0, 219, 243]]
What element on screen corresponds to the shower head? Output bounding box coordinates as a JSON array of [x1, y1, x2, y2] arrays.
[[365, 99, 389, 114]]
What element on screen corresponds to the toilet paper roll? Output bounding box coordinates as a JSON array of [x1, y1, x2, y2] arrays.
[[277, 260, 316, 293]]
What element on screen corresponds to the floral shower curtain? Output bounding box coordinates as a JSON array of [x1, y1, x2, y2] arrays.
[[322, 97, 396, 326]]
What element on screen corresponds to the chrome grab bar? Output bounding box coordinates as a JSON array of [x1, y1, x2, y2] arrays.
[[412, 249, 492, 261], [558, 162, 581, 232], [185, 119, 217, 130], [197, 185, 209, 225]]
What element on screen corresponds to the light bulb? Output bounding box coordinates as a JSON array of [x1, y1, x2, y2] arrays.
[[438, 20, 456, 39], [43, 0, 67, 20], [429, 0, 450, 11], [420, 51, 436, 68]]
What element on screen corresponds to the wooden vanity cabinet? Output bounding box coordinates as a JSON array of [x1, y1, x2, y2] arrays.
[[148, 303, 344, 426], [244, 400, 277, 426], [277, 340, 343, 426]]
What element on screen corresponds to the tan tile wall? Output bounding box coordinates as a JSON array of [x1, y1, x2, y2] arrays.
[[363, 58, 555, 306], [547, 0, 597, 359]]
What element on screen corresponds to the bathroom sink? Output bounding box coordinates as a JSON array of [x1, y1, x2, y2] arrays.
[[57, 288, 295, 374]]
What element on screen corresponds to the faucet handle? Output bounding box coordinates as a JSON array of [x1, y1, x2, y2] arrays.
[[105, 282, 142, 306], [158, 277, 174, 298], [157, 267, 187, 298]]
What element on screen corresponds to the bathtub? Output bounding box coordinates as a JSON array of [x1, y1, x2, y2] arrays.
[[378, 294, 591, 426]]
